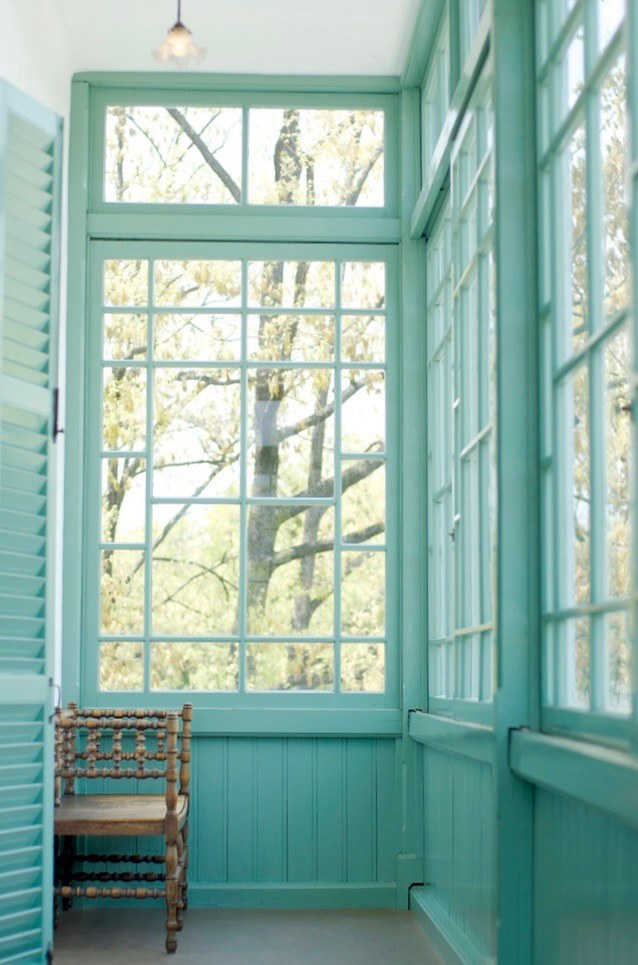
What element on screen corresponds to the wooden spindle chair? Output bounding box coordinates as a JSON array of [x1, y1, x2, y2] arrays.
[[53, 703, 193, 954]]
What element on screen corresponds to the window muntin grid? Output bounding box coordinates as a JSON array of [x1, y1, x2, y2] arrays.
[[538, 0, 632, 729], [421, 9, 450, 178], [426, 64, 495, 721], [91, 248, 393, 700]]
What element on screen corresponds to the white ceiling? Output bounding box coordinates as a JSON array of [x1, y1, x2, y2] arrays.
[[59, 0, 421, 76]]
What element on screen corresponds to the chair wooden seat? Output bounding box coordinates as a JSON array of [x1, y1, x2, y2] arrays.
[[53, 704, 193, 954], [54, 794, 189, 836]]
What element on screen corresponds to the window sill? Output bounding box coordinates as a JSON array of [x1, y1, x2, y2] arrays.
[[509, 728, 638, 830]]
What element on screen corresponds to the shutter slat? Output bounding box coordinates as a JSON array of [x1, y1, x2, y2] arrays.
[[4, 320, 49, 354], [5, 193, 52, 234], [5, 220, 51, 257], [1, 487, 47, 517], [4, 296, 50, 332], [6, 238, 51, 276], [3, 276, 50, 313], [5, 176, 52, 221], [5, 256, 50, 295]]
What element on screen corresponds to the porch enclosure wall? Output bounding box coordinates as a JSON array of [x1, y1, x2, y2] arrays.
[[406, 1, 638, 963], [61, 75, 422, 910]]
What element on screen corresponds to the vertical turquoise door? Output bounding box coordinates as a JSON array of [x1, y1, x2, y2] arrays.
[[0, 81, 62, 963]]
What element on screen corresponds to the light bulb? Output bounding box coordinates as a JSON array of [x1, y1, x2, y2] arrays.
[[153, 4, 206, 67]]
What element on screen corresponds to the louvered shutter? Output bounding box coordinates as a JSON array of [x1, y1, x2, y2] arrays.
[[0, 81, 62, 965]]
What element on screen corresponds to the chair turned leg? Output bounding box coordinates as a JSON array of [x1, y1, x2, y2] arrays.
[[176, 831, 184, 933], [60, 836, 75, 911], [181, 818, 189, 913], [165, 839, 179, 954]]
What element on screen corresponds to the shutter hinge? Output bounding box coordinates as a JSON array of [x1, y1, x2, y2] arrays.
[[53, 388, 64, 442], [46, 943, 53, 964]]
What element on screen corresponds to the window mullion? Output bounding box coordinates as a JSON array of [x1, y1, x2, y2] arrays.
[[144, 258, 155, 694]]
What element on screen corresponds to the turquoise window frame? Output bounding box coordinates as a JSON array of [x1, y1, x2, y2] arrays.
[[424, 58, 495, 726], [88, 85, 400, 220], [536, 0, 634, 747], [82, 239, 399, 710], [63, 75, 404, 718]]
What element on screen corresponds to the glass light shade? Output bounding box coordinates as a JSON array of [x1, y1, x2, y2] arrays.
[[153, 22, 206, 67]]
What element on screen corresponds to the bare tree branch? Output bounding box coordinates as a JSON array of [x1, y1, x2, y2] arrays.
[[167, 108, 241, 202], [271, 522, 384, 569]]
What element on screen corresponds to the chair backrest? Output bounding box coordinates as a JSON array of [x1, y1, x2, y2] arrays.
[[54, 704, 193, 805]]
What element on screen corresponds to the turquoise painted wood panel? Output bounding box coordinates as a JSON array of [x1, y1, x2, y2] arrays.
[[534, 789, 638, 965], [83, 735, 398, 909], [422, 746, 496, 960], [190, 736, 398, 895], [0, 79, 61, 965]]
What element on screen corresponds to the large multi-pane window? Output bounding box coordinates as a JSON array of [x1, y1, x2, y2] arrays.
[[77, 91, 398, 704], [426, 64, 495, 721], [91, 247, 392, 699], [537, 0, 631, 738]]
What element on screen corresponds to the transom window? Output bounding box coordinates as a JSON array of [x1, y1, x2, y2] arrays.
[[88, 244, 395, 700], [537, 0, 630, 738], [101, 99, 387, 207]]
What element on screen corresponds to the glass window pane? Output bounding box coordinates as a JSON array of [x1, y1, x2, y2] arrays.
[[151, 642, 239, 691], [341, 550, 385, 636], [341, 314, 385, 363], [597, 0, 624, 51], [102, 368, 146, 452], [248, 369, 335, 499], [341, 370, 385, 454], [152, 504, 240, 635], [103, 313, 147, 361], [154, 313, 241, 362], [154, 260, 242, 308], [247, 314, 334, 363], [105, 105, 243, 204], [341, 642, 385, 692], [247, 506, 334, 636], [101, 457, 146, 544], [248, 261, 334, 309], [565, 27, 585, 112], [99, 641, 144, 691], [100, 549, 145, 635], [341, 459, 385, 544], [153, 368, 241, 498], [246, 642, 334, 690], [341, 262, 385, 309], [561, 616, 590, 709], [104, 259, 148, 307], [606, 610, 631, 713], [562, 364, 590, 605], [601, 56, 629, 320], [566, 123, 589, 354], [604, 331, 630, 598], [248, 108, 384, 207]]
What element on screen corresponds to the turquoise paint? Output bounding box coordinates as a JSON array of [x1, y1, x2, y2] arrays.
[[421, 747, 496, 960], [534, 789, 638, 964], [0, 79, 62, 964]]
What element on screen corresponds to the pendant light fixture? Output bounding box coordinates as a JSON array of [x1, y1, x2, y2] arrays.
[[153, 0, 206, 67]]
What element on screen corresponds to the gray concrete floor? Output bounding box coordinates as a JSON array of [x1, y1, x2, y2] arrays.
[[53, 907, 442, 964]]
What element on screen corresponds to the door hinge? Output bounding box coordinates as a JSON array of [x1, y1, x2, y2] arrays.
[[53, 388, 64, 442]]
